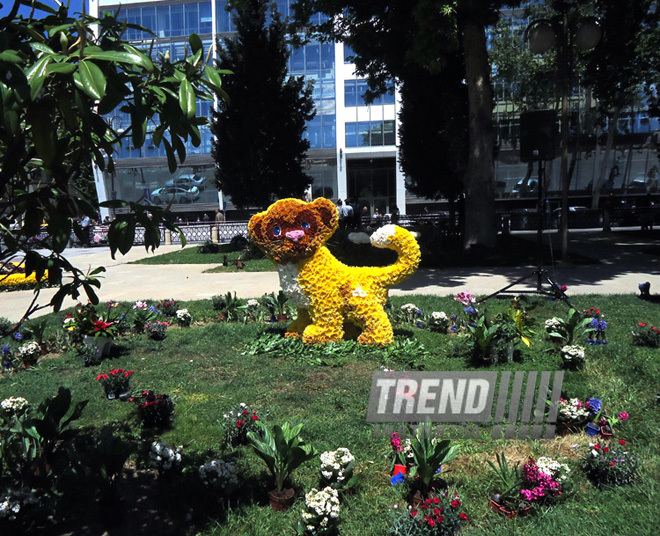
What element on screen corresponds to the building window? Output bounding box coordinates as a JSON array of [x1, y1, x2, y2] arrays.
[[345, 120, 396, 147], [344, 79, 395, 107], [344, 44, 355, 63]]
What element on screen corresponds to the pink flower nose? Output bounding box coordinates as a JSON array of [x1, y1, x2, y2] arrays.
[[285, 230, 305, 242]]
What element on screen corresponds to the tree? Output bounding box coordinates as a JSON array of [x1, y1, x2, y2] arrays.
[[0, 1, 223, 323], [584, 0, 654, 209], [211, 0, 316, 209], [292, 0, 515, 251]]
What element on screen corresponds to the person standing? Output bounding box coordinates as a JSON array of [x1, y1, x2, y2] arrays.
[[80, 215, 90, 247], [215, 209, 225, 223]]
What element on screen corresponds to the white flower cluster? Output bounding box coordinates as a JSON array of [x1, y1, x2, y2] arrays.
[[199, 459, 239, 491], [301, 486, 340, 533], [561, 345, 585, 364], [320, 448, 354, 485], [558, 398, 590, 422], [1, 396, 30, 417], [400, 303, 419, 314], [176, 309, 192, 325], [429, 311, 450, 329], [133, 300, 148, 310], [149, 441, 182, 471], [246, 299, 259, 308], [18, 341, 40, 359], [536, 456, 571, 483], [545, 318, 563, 333], [0, 489, 38, 520]]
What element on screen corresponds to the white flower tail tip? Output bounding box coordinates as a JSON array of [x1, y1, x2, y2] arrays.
[[370, 224, 397, 247]]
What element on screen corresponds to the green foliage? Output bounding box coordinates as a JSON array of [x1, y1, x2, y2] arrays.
[[583, 440, 639, 489], [631, 323, 660, 348], [407, 421, 459, 495], [215, 291, 243, 321], [211, 0, 315, 209], [260, 291, 291, 319], [545, 308, 591, 345], [486, 452, 524, 506], [467, 315, 499, 361], [0, 4, 224, 322], [247, 421, 318, 492]]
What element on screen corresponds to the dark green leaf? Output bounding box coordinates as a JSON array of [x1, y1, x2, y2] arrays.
[[108, 218, 136, 259], [77, 61, 107, 101], [189, 33, 203, 54], [0, 50, 24, 63], [179, 79, 195, 119], [162, 138, 177, 173], [45, 62, 76, 75], [27, 56, 51, 101]]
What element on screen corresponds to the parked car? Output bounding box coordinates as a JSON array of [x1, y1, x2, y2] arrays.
[[512, 178, 538, 196], [165, 174, 209, 190], [628, 176, 658, 193], [150, 186, 200, 204]]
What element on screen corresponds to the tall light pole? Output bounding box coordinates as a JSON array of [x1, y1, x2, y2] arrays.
[[527, 14, 601, 262]]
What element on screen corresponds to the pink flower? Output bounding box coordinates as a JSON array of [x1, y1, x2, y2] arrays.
[[618, 412, 629, 421]]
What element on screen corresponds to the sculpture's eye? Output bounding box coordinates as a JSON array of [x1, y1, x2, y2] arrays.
[[273, 225, 281, 237], [301, 222, 310, 230]]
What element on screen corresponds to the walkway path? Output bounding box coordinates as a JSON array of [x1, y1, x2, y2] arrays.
[[2, 230, 659, 322]]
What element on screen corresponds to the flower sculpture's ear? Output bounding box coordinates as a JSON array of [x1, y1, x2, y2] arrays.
[[311, 197, 339, 233], [248, 211, 267, 249]]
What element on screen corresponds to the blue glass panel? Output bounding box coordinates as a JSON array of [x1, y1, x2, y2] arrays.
[[305, 44, 320, 70], [344, 80, 356, 107], [345, 123, 357, 148], [290, 47, 304, 72], [358, 121, 370, 147], [275, 0, 287, 17], [141, 6, 156, 36], [170, 4, 184, 36], [384, 121, 396, 145], [318, 99, 335, 115], [217, 0, 232, 32], [308, 123, 322, 149], [357, 80, 369, 106], [322, 116, 336, 149], [200, 2, 212, 34], [125, 9, 140, 40], [321, 79, 335, 99], [371, 121, 384, 146], [320, 43, 334, 70], [343, 44, 355, 63], [156, 5, 170, 38], [185, 3, 199, 34]]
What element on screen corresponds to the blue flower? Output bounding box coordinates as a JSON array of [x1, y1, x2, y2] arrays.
[[1, 344, 10, 356], [416, 309, 423, 316], [149, 306, 159, 313], [464, 306, 476, 315], [586, 398, 602, 415], [586, 339, 594, 345], [435, 465, 443, 474], [416, 321, 422, 328], [602, 340, 609, 345], [450, 326, 457, 333], [13, 332, 21, 341], [450, 314, 456, 320], [390, 473, 404, 486], [598, 320, 607, 332], [590, 318, 599, 328]]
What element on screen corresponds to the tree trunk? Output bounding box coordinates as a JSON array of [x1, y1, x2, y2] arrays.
[[592, 107, 621, 209], [461, 7, 496, 251]]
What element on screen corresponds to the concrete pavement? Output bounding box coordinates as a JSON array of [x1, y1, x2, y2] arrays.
[[2, 230, 659, 322]]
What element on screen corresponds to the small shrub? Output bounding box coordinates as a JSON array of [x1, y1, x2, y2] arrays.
[[632, 323, 660, 348], [0, 317, 13, 337], [132, 390, 175, 428], [144, 321, 168, 341], [157, 299, 179, 317], [583, 439, 638, 488], [78, 344, 102, 367]]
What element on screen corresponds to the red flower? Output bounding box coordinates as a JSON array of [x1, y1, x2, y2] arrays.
[[410, 510, 417, 517], [236, 421, 243, 427], [609, 462, 615, 466], [639, 322, 648, 327], [243, 410, 249, 415], [433, 508, 440, 516], [428, 519, 436, 528], [433, 497, 440, 504], [451, 499, 461, 508], [437, 515, 444, 523], [252, 415, 258, 420], [619, 439, 626, 446], [460, 513, 468, 521], [603, 447, 610, 453], [594, 444, 601, 450]]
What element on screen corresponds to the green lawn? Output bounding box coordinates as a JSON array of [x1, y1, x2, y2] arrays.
[[131, 246, 274, 272], [0, 294, 658, 535]]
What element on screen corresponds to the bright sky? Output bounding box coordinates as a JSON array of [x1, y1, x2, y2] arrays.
[[0, 0, 86, 18]]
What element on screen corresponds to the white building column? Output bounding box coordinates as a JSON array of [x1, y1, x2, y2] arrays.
[[334, 42, 347, 201]]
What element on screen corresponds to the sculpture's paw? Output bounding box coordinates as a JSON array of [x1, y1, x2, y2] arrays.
[[302, 324, 342, 345]]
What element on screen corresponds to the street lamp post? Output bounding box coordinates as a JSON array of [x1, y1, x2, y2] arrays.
[[527, 14, 601, 262]]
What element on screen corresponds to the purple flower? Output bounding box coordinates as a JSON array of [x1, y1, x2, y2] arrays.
[[1, 344, 10, 356], [586, 398, 602, 415]]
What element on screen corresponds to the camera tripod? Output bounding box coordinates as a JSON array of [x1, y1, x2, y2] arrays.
[[481, 160, 573, 309]]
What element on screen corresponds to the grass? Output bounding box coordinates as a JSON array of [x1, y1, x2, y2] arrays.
[[1, 294, 659, 535], [131, 246, 274, 272]]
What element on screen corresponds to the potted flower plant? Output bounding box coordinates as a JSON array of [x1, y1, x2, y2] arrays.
[[556, 397, 591, 434], [560, 344, 586, 370], [72, 302, 117, 358], [320, 448, 357, 491], [220, 402, 263, 447], [407, 422, 459, 503], [389, 489, 468, 535], [199, 458, 239, 505], [175, 308, 192, 327], [1, 344, 12, 370], [583, 439, 638, 488], [428, 311, 450, 333], [131, 390, 175, 428], [17, 341, 41, 368], [144, 320, 168, 341], [486, 452, 529, 518], [299, 486, 341, 535], [95, 369, 135, 400], [632, 322, 660, 348], [260, 290, 290, 322], [390, 431, 414, 477], [247, 421, 318, 511]]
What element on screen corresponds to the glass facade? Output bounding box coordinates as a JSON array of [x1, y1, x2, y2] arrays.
[[345, 120, 396, 148], [344, 80, 395, 107]]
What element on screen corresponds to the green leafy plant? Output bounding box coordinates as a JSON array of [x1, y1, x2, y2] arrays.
[[583, 440, 638, 488], [215, 291, 243, 321], [132, 391, 175, 428], [144, 320, 168, 341], [407, 422, 459, 495], [544, 308, 591, 345], [632, 323, 660, 348], [486, 452, 524, 509], [467, 315, 499, 362], [260, 291, 291, 320], [247, 421, 318, 493]]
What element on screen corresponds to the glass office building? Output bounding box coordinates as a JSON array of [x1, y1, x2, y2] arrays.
[[90, 0, 406, 219]]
